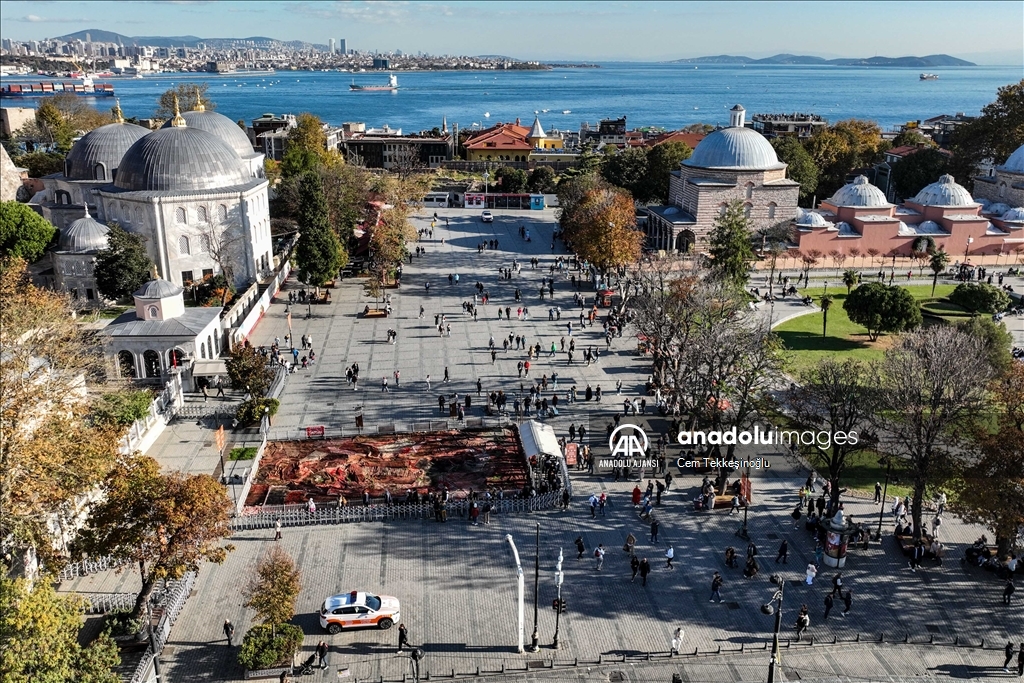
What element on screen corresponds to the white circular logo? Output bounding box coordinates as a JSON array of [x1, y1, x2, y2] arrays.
[[609, 424, 649, 458]]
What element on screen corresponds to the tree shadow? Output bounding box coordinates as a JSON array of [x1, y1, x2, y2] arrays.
[[775, 329, 870, 353]]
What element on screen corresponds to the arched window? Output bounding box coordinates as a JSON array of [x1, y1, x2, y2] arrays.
[[743, 203, 752, 218], [218, 204, 228, 221], [55, 190, 71, 205], [148, 305, 159, 319], [175, 207, 187, 224], [200, 340, 207, 359], [143, 350, 161, 378], [197, 206, 208, 223], [213, 330, 221, 354], [178, 235, 190, 255], [768, 202, 777, 219], [745, 182, 754, 200], [199, 234, 211, 253], [93, 162, 107, 180], [109, 204, 118, 221], [135, 208, 144, 226], [168, 348, 186, 367], [117, 351, 136, 379]]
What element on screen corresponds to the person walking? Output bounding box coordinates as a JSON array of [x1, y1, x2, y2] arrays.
[[841, 590, 852, 617], [776, 540, 789, 564], [1004, 578, 1016, 605], [1016, 642, 1024, 676], [874, 481, 882, 503], [831, 573, 844, 597], [650, 518, 660, 543], [710, 572, 724, 603], [638, 558, 651, 586], [594, 544, 605, 571], [630, 555, 640, 582], [1003, 641, 1015, 673], [795, 607, 810, 640], [398, 624, 409, 652], [665, 545, 675, 569], [223, 619, 235, 646], [823, 594, 834, 621], [805, 563, 818, 585], [443, 367, 450, 383], [274, 517, 282, 541], [316, 640, 329, 669], [575, 535, 586, 560], [670, 627, 684, 655]]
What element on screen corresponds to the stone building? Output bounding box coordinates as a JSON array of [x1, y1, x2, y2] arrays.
[[973, 143, 1024, 213], [51, 210, 110, 305], [645, 105, 800, 253]]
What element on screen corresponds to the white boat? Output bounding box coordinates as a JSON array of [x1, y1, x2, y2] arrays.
[[484, 112, 490, 117], [562, 110, 571, 114]]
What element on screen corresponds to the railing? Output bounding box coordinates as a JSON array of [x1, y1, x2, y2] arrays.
[[231, 489, 563, 531], [262, 416, 511, 443], [126, 571, 197, 683], [119, 373, 183, 455], [234, 434, 269, 516], [56, 555, 125, 583], [84, 592, 137, 615], [173, 403, 236, 420], [266, 365, 287, 401]]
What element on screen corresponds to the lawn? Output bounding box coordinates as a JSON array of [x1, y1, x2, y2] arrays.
[[775, 284, 958, 377]]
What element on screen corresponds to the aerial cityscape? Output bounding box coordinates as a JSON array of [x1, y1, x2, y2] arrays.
[[1, 2, 1023, 683]]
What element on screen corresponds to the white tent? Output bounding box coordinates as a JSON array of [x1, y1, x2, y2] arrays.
[[519, 420, 561, 459]]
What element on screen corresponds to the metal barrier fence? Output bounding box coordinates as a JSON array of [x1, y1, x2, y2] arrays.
[[231, 489, 563, 531], [127, 571, 197, 683], [174, 404, 237, 420], [84, 592, 137, 615], [56, 556, 125, 583], [262, 416, 512, 443]]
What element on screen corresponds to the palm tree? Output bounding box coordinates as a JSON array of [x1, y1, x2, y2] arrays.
[[929, 249, 950, 296], [820, 294, 834, 338], [842, 269, 858, 295]]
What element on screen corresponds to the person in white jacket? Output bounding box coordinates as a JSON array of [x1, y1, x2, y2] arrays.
[[805, 563, 818, 585]]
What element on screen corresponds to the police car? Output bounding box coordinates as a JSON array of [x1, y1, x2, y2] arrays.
[[319, 591, 401, 633]]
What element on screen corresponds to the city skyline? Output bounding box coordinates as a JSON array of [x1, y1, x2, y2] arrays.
[[1, 0, 1021, 65]]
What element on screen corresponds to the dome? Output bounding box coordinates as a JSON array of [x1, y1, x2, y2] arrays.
[[1002, 207, 1024, 222], [115, 126, 249, 193], [683, 126, 784, 170], [64, 121, 150, 181], [919, 220, 941, 232], [911, 174, 975, 207], [59, 214, 109, 253], [162, 109, 258, 158], [133, 278, 184, 299], [1002, 144, 1024, 173], [796, 212, 829, 228], [987, 202, 1011, 215], [827, 176, 889, 208]]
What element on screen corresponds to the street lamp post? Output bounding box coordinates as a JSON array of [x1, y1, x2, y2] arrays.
[[552, 548, 564, 649], [875, 456, 893, 540], [965, 236, 974, 259], [529, 522, 540, 652], [761, 574, 786, 683]]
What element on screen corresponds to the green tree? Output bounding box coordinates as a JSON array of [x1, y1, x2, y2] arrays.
[[843, 282, 922, 341], [949, 80, 1024, 192], [92, 388, 153, 429], [31, 99, 76, 151], [707, 200, 754, 287], [890, 128, 935, 149], [282, 113, 328, 178], [294, 172, 343, 288], [891, 148, 951, 202], [642, 141, 692, 203], [494, 166, 528, 193], [842, 269, 858, 294], [225, 343, 276, 396], [772, 136, 819, 203], [958, 315, 1013, 373], [242, 546, 301, 638], [929, 249, 950, 296], [600, 146, 648, 199], [155, 82, 216, 118], [0, 201, 56, 262], [77, 455, 234, 620], [819, 294, 834, 338], [527, 165, 557, 193], [949, 282, 1011, 316], [10, 151, 65, 177], [93, 224, 154, 301], [0, 572, 121, 683]]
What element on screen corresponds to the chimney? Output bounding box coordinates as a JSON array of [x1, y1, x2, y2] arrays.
[[730, 104, 746, 128]]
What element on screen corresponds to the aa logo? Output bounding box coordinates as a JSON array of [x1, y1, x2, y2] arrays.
[[609, 425, 649, 458]]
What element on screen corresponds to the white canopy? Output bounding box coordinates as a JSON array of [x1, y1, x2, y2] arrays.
[[519, 420, 561, 459]]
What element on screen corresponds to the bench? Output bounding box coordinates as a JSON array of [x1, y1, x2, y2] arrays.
[[711, 494, 747, 511], [361, 308, 389, 318], [896, 532, 934, 557]]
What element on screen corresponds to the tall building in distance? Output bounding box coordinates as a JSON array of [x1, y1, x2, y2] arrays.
[[328, 38, 335, 54], [339, 38, 347, 55]]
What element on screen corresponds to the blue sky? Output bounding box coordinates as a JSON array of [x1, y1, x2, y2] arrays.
[[2, 1, 1022, 64]]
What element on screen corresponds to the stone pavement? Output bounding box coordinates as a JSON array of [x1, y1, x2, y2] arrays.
[[154, 445, 1021, 682]]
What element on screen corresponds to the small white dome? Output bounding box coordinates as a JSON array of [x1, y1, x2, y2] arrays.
[[919, 220, 940, 232], [987, 202, 1011, 215], [827, 175, 889, 208], [911, 174, 975, 207], [796, 212, 829, 228], [1003, 144, 1024, 173], [1002, 207, 1024, 222]]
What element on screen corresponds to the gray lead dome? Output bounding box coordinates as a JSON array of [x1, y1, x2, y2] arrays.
[[64, 122, 150, 181], [115, 126, 249, 193], [162, 110, 258, 158], [683, 126, 785, 171], [133, 278, 184, 299], [59, 214, 110, 253]]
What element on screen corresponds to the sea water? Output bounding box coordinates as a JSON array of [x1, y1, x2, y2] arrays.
[[3, 62, 1021, 133]]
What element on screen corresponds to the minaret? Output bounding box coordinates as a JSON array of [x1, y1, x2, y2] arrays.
[[170, 94, 186, 127]]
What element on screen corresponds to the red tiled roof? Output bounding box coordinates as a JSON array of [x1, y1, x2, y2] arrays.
[[465, 123, 534, 152]]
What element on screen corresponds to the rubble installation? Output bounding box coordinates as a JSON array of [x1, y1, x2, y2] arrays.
[[246, 427, 530, 506]]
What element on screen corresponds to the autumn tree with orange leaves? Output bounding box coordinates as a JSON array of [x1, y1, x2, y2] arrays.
[[558, 178, 643, 274]]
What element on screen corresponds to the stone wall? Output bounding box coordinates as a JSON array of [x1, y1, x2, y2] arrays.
[[0, 145, 22, 202], [973, 171, 1024, 210]]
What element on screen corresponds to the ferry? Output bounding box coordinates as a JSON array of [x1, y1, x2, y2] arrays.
[[0, 81, 115, 98], [920, 73, 939, 80], [350, 74, 398, 92]]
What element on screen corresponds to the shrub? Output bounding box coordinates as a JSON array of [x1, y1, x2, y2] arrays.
[[238, 623, 303, 670], [236, 398, 280, 426], [949, 282, 1012, 315], [229, 446, 258, 460], [103, 610, 143, 638], [92, 389, 153, 428]]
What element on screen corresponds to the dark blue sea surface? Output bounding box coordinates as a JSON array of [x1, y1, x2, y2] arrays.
[[4, 63, 1022, 133]]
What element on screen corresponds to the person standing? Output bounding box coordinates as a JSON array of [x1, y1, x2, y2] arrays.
[[831, 573, 844, 597], [823, 594, 834, 621], [223, 619, 235, 646], [670, 627, 684, 655], [650, 518, 660, 543], [316, 640, 329, 669], [874, 481, 882, 503], [1016, 642, 1023, 676], [710, 572, 724, 603], [1004, 578, 1016, 605], [638, 558, 651, 586], [1003, 641, 1015, 673], [575, 535, 586, 560], [805, 563, 817, 585], [398, 624, 409, 652], [630, 555, 640, 583], [665, 545, 675, 569], [594, 544, 605, 571], [776, 540, 789, 564], [795, 606, 810, 640]]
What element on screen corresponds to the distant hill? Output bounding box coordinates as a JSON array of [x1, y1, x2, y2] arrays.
[[54, 29, 320, 50], [671, 53, 976, 67]]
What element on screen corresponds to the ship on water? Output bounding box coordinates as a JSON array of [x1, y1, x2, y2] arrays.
[[350, 74, 398, 92], [0, 79, 115, 98], [920, 73, 939, 80]]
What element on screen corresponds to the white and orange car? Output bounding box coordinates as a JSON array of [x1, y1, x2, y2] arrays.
[[319, 591, 401, 633]]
